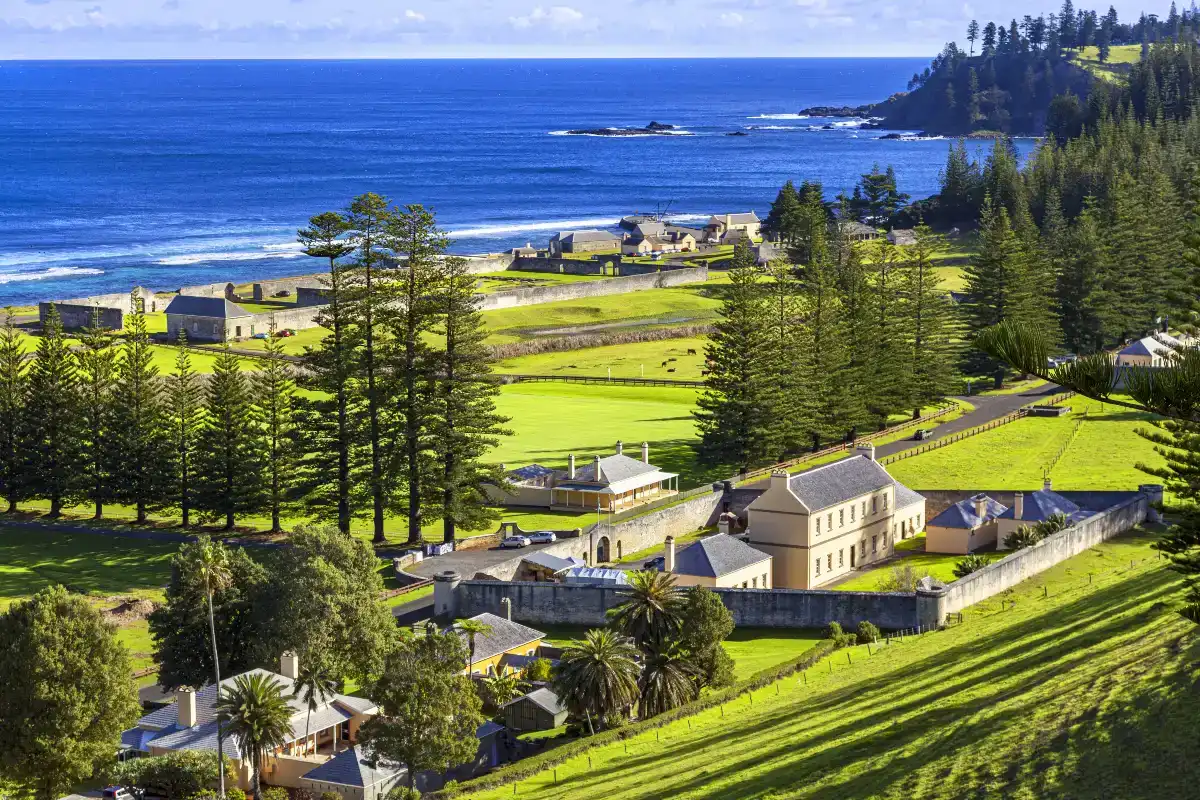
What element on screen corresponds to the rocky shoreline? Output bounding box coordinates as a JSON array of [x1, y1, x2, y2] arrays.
[[562, 121, 687, 137]]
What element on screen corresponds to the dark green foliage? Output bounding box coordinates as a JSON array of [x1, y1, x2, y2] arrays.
[[109, 751, 235, 799], [194, 344, 267, 530], [108, 298, 175, 523], [953, 553, 992, 578], [552, 628, 641, 730], [679, 585, 736, 690], [0, 586, 140, 800], [763, 180, 802, 242], [360, 627, 485, 791], [637, 645, 699, 718], [167, 331, 205, 527], [255, 333, 296, 533], [521, 657, 554, 683], [430, 254, 511, 544], [216, 672, 293, 800], [1004, 525, 1043, 550], [76, 309, 118, 520], [0, 312, 26, 511], [607, 570, 685, 652], [856, 621, 880, 644], [149, 539, 268, 690], [903, 226, 962, 412], [20, 305, 86, 515]]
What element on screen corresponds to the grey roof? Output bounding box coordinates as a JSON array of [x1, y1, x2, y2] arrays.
[[997, 489, 1081, 523], [520, 552, 584, 573], [564, 566, 629, 585], [888, 229, 917, 245], [839, 221, 879, 236], [574, 453, 660, 484], [632, 221, 667, 238], [126, 667, 376, 758], [504, 687, 565, 716], [301, 745, 402, 788], [1119, 339, 1156, 356], [929, 494, 1008, 530], [556, 230, 619, 244], [674, 534, 770, 578], [709, 212, 760, 225], [458, 613, 545, 663], [786, 455, 895, 512], [510, 464, 556, 482], [164, 295, 251, 319], [893, 481, 925, 511]]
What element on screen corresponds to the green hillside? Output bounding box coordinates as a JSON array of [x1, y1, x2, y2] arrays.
[[463, 530, 1199, 799]]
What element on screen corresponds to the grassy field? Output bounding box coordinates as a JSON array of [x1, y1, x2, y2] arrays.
[[492, 382, 706, 487], [474, 271, 606, 293], [464, 529, 1200, 799], [832, 534, 995, 591], [497, 337, 709, 380], [1073, 44, 1143, 81], [888, 396, 1163, 491]]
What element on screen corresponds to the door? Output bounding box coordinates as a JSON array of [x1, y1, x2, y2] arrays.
[[850, 546, 856, 568]]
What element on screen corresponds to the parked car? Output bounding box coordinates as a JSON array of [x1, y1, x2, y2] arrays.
[[500, 536, 531, 549], [527, 531, 556, 544], [102, 786, 135, 800], [278, 328, 296, 337], [251, 332, 270, 340], [643, 555, 666, 571], [913, 428, 933, 441]]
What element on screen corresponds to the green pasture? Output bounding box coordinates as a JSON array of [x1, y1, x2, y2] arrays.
[[474, 271, 606, 293], [498, 337, 709, 380], [887, 396, 1163, 491], [1073, 44, 1143, 81], [465, 529, 1199, 799]]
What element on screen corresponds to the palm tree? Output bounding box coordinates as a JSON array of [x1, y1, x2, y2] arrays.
[[189, 536, 232, 797], [217, 672, 293, 800], [638, 644, 699, 718], [607, 570, 685, 650], [552, 629, 640, 731], [455, 618, 492, 675], [479, 672, 528, 710], [291, 660, 338, 752]]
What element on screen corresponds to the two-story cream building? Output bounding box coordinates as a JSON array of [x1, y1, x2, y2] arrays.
[[744, 445, 925, 589]]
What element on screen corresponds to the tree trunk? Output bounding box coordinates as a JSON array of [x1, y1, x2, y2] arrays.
[[94, 500, 103, 520], [6, 499, 16, 513], [225, 511, 235, 531], [207, 586, 226, 798], [49, 495, 61, 517], [137, 501, 147, 524]]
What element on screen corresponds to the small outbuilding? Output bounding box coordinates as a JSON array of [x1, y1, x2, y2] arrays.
[[165, 295, 255, 343], [665, 534, 773, 589], [995, 482, 1088, 549], [925, 494, 1008, 554], [298, 745, 405, 800], [503, 688, 568, 732]]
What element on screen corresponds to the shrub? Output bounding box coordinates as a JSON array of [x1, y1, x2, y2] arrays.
[[953, 553, 991, 579], [835, 632, 858, 648], [440, 780, 460, 798], [856, 621, 880, 644], [486, 324, 713, 361], [876, 564, 924, 592], [1005, 526, 1042, 550], [320, 793, 344, 800], [261, 788, 289, 800], [521, 657, 553, 683], [386, 787, 422, 800], [824, 621, 843, 639]]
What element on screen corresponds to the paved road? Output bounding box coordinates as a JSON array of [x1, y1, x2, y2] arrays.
[[874, 384, 1064, 460]]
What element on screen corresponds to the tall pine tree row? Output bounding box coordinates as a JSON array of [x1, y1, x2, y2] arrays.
[[256, 331, 296, 534], [76, 309, 118, 519], [431, 256, 512, 544], [0, 312, 28, 512], [902, 225, 961, 411], [195, 345, 266, 531], [167, 331, 204, 528]]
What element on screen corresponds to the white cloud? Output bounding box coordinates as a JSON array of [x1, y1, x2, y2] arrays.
[[719, 11, 744, 26], [85, 4, 105, 24], [509, 5, 591, 31], [404, 9, 424, 21]]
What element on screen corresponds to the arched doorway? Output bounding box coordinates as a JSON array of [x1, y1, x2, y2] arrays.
[[596, 536, 611, 563]]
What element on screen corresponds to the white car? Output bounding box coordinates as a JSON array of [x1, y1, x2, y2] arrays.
[[500, 536, 531, 549], [102, 787, 135, 800], [527, 531, 557, 544]]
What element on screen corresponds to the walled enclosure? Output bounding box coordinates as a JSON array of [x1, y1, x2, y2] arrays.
[[39, 287, 158, 330], [512, 255, 662, 276], [478, 265, 708, 312], [252, 274, 327, 301]]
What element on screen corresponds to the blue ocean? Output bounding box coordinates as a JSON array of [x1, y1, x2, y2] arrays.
[[0, 59, 1033, 305]]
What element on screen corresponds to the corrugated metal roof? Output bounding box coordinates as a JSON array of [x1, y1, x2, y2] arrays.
[[503, 687, 565, 715], [564, 567, 629, 585], [301, 745, 401, 788]]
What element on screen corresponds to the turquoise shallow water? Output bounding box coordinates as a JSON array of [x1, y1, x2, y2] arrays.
[[0, 58, 1032, 304]]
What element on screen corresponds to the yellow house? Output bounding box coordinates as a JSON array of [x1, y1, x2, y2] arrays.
[[925, 494, 1007, 554], [664, 534, 773, 589], [744, 445, 925, 589], [457, 612, 546, 677], [120, 653, 380, 791]]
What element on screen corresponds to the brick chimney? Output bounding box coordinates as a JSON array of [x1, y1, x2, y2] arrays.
[[593, 455, 603, 482], [1013, 491, 1025, 520], [280, 651, 299, 680], [501, 597, 512, 621], [615, 440, 623, 456], [568, 454, 575, 480], [177, 686, 197, 728], [973, 495, 988, 521], [855, 443, 876, 462], [1043, 477, 1053, 492], [664, 536, 676, 573], [770, 469, 789, 492], [641, 442, 650, 464]]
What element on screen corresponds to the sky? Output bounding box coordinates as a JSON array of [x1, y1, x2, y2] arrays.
[[0, 1, 1163, 59]]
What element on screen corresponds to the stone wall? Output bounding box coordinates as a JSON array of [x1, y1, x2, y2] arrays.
[[916, 492, 1150, 627], [252, 274, 326, 302], [478, 265, 708, 312], [454, 579, 919, 629], [250, 305, 324, 332], [178, 281, 237, 299], [295, 287, 329, 307], [462, 254, 517, 275], [41, 302, 124, 331]]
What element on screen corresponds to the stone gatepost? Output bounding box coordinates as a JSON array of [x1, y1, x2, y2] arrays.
[[914, 580, 949, 631], [433, 570, 462, 621]]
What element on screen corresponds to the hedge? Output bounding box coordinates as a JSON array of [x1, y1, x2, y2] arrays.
[[427, 637, 843, 798]]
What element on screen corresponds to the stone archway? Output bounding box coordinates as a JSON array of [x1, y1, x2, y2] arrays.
[[596, 536, 611, 563]]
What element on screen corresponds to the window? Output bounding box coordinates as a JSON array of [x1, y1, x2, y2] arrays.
[[871, 497, 877, 514], [816, 517, 821, 534], [828, 513, 833, 530], [235, 325, 242, 338], [860, 541, 866, 558], [850, 505, 855, 522], [839, 509, 844, 527], [763, 573, 768, 587], [883, 494, 889, 509], [815, 559, 821, 576], [838, 549, 844, 567], [872, 535, 878, 553], [862, 501, 867, 518], [827, 554, 832, 571], [751, 577, 757, 588]]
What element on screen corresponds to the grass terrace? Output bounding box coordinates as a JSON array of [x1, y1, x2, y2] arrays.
[[1073, 44, 1143, 81], [463, 529, 1198, 799], [497, 336, 709, 380]]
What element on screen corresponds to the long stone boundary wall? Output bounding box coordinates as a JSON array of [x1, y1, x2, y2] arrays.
[[478, 265, 708, 311], [922, 493, 1150, 623], [454, 579, 919, 630], [513, 256, 661, 276], [252, 274, 327, 301]]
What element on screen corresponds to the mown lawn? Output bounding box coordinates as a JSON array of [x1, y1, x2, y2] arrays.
[[1073, 44, 1142, 81], [464, 530, 1200, 799], [474, 271, 606, 293], [888, 396, 1163, 491], [832, 541, 994, 592], [497, 337, 709, 380]]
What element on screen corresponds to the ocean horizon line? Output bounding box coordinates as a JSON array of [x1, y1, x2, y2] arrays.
[[0, 55, 933, 64]]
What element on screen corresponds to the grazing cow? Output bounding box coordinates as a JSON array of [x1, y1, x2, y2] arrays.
[[701, 370, 710, 376], [662, 361, 668, 367], [687, 348, 697, 355], [668, 368, 676, 373], [667, 357, 677, 362]]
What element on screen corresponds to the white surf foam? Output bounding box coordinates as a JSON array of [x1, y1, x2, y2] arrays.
[[549, 128, 694, 137], [745, 125, 802, 130], [0, 266, 104, 285], [156, 248, 306, 266], [747, 113, 810, 120]]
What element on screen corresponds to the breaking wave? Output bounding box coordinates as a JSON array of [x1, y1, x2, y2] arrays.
[[0, 266, 105, 285]]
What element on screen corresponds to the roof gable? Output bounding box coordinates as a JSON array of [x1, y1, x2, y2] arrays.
[[674, 534, 770, 578], [997, 489, 1082, 522], [786, 456, 895, 512], [164, 295, 251, 319], [573, 453, 659, 485], [929, 494, 1007, 529], [459, 613, 545, 663]]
